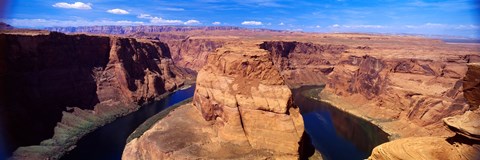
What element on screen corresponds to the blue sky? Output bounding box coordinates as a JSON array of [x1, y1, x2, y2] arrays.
[[1, 0, 479, 38]]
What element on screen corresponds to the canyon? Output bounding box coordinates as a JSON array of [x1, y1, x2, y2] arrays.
[[1, 26, 479, 159], [0, 30, 192, 159]]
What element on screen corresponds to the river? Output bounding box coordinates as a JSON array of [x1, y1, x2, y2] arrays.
[[60, 85, 196, 160], [60, 84, 388, 160], [293, 85, 389, 160]]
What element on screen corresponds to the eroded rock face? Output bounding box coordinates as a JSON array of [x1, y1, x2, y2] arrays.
[[324, 55, 476, 137], [193, 42, 304, 155], [444, 111, 480, 140], [463, 63, 480, 110], [259, 40, 477, 137], [368, 62, 480, 160], [369, 137, 480, 160], [369, 110, 480, 160], [123, 42, 305, 159], [260, 41, 347, 88], [165, 38, 224, 71], [0, 32, 188, 156]]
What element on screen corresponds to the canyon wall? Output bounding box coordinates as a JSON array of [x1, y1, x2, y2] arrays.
[[260, 41, 346, 87], [324, 55, 474, 136], [260, 40, 479, 137], [164, 38, 224, 71], [123, 42, 306, 159], [369, 63, 480, 159], [0, 32, 189, 156]]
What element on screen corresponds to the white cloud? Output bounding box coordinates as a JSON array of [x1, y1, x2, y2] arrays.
[[279, 22, 284, 25], [212, 21, 221, 25], [52, 2, 92, 10], [137, 14, 201, 25], [164, 8, 185, 11], [138, 14, 183, 25], [316, 25, 321, 28], [150, 17, 183, 25], [137, 14, 153, 19], [6, 18, 144, 27], [184, 20, 201, 25], [241, 21, 262, 26], [107, 8, 129, 14]]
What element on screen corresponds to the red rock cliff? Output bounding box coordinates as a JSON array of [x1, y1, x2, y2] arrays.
[[0, 32, 188, 155], [260, 39, 479, 137]]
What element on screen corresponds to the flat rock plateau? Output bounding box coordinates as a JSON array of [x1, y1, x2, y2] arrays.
[[2, 25, 479, 159]]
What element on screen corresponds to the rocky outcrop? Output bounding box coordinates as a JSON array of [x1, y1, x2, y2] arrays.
[[444, 110, 480, 140], [369, 136, 479, 160], [369, 110, 480, 160], [123, 42, 305, 159], [0, 31, 189, 158], [463, 63, 480, 110], [368, 62, 480, 160]]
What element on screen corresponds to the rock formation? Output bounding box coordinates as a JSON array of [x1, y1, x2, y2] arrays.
[[369, 62, 480, 160], [123, 42, 305, 159], [165, 38, 224, 71], [369, 110, 480, 160], [0, 31, 190, 158], [463, 63, 480, 110], [260, 41, 346, 88]]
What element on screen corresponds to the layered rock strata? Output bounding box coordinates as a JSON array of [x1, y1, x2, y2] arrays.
[[369, 110, 480, 160], [123, 42, 305, 159], [0, 31, 189, 158], [369, 62, 480, 160], [260, 41, 346, 88], [165, 38, 224, 71]]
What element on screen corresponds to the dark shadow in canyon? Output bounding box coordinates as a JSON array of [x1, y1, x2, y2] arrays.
[[293, 85, 389, 160], [0, 33, 110, 157]]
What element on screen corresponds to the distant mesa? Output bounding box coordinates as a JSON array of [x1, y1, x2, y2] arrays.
[[0, 22, 14, 30], [45, 25, 285, 35]]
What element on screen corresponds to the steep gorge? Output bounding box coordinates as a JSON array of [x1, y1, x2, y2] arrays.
[[261, 40, 479, 137], [0, 31, 191, 159]]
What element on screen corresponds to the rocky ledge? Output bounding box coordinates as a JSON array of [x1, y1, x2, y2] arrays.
[[123, 42, 306, 159], [369, 63, 480, 160]]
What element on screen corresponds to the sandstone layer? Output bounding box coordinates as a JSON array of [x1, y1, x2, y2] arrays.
[[0, 31, 190, 159], [369, 136, 479, 160], [123, 42, 306, 159], [369, 62, 480, 160], [369, 110, 480, 160]]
